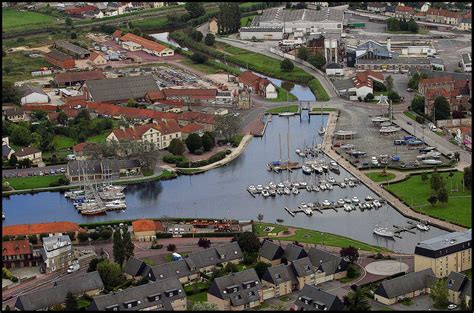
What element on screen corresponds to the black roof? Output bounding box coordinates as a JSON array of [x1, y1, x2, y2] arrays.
[[447, 271, 470, 293], [84, 75, 159, 102], [326, 63, 344, 69], [207, 269, 262, 306], [291, 257, 318, 277], [261, 264, 297, 285], [307, 247, 348, 275], [295, 284, 344, 311], [284, 243, 307, 262], [123, 256, 147, 277], [259, 239, 285, 261], [374, 268, 437, 299], [67, 159, 141, 176]]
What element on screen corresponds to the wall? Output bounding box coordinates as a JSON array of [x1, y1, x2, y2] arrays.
[[269, 47, 295, 60], [436, 118, 472, 128]]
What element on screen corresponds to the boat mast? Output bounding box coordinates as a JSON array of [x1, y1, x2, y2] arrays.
[[287, 118, 290, 163], [279, 133, 282, 161]]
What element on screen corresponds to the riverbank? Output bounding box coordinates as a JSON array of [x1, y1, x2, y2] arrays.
[[176, 135, 253, 175]]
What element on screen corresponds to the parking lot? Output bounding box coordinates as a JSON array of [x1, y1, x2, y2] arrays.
[[2, 165, 66, 179]]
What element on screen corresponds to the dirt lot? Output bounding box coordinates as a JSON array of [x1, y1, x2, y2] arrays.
[[9, 45, 51, 53]]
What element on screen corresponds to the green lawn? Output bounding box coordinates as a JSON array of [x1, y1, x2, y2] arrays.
[[6, 175, 66, 190], [53, 135, 75, 150], [77, 299, 91, 310], [188, 292, 207, 302], [2, 8, 57, 32], [86, 133, 109, 144], [404, 111, 417, 121], [311, 107, 337, 112], [308, 79, 330, 101], [269, 87, 298, 102], [142, 258, 155, 266], [2, 51, 51, 83], [386, 172, 471, 227], [184, 282, 211, 294], [266, 105, 299, 114], [130, 17, 170, 31], [365, 172, 397, 182], [180, 58, 219, 74], [240, 15, 257, 27], [253, 222, 288, 236], [375, 91, 389, 96]]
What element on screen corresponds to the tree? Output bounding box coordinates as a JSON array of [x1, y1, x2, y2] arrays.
[[113, 229, 125, 266], [131, 27, 142, 37], [87, 257, 102, 272], [430, 279, 449, 309], [373, 81, 387, 92], [168, 138, 185, 155], [343, 288, 371, 311], [430, 169, 443, 192], [167, 243, 176, 251], [65, 17, 73, 27], [236, 232, 261, 254], [185, 2, 205, 18], [75, 109, 90, 122], [204, 33, 215, 46], [70, 32, 77, 40], [50, 303, 64, 311], [437, 185, 449, 203], [123, 229, 134, 261], [2, 81, 21, 104], [340, 246, 359, 263], [387, 90, 400, 103], [97, 260, 124, 289], [198, 238, 211, 248], [8, 154, 17, 167], [214, 114, 242, 140], [190, 30, 204, 42], [297, 47, 309, 61], [434, 96, 451, 120], [201, 132, 215, 151], [190, 51, 208, 64], [308, 52, 326, 69], [408, 72, 421, 90], [64, 292, 77, 311], [411, 95, 425, 115], [257, 213, 264, 222], [385, 75, 394, 91], [127, 98, 136, 107], [421, 172, 428, 182], [190, 302, 218, 311], [428, 194, 438, 206], [186, 133, 203, 153], [57, 111, 69, 125], [407, 18, 418, 33], [217, 2, 241, 35], [280, 58, 294, 71], [98, 227, 113, 240], [464, 165, 472, 189], [77, 231, 89, 242], [346, 264, 358, 278], [254, 261, 271, 279], [365, 93, 374, 101]]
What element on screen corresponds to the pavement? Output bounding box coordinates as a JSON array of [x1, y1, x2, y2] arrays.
[[364, 260, 409, 276]]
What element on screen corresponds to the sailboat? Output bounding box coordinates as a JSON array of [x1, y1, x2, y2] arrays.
[[318, 102, 326, 135], [373, 204, 395, 238]]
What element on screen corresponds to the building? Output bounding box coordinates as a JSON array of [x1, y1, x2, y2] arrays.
[[66, 159, 141, 182], [41, 235, 75, 273], [89, 277, 186, 311], [334, 70, 384, 100], [123, 256, 148, 279], [162, 88, 219, 105], [355, 57, 432, 73], [237, 71, 278, 99], [2, 239, 41, 269], [3, 107, 26, 122], [54, 40, 91, 59], [132, 219, 164, 241], [261, 264, 297, 297], [374, 268, 437, 305], [284, 243, 308, 263], [207, 269, 263, 310], [394, 5, 414, 19], [239, 26, 284, 41], [72, 142, 93, 160], [426, 8, 462, 25], [292, 284, 345, 311], [2, 140, 15, 160], [430, 58, 445, 71], [106, 121, 182, 150], [13, 147, 43, 165], [461, 53, 471, 72], [209, 17, 218, 34], [118, 32, 174, 57], [3, 221, 82, 238], [64, 4, 98, 17], [325, 63, 344, 76], [458, 13, 471, 31], [346, 39, 397, 68], [17, 84, 49, 105], [53, 271, 104, 296], [88, 52, 107, 66], [45, 50, 75, 69], [258, 239, 285, 266], [447, 271, 472, 305], [414, 229, 472, 278], [367, 3, 386, 13], [53, 70, 105, 87], [82, 75, 160, 103]]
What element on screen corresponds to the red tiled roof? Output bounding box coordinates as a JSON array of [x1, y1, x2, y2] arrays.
[[414, 12, 426, 17], [426, 88, 450, 99], [65, 5, 97, 15], [88, 52, 105, 62], [419, 76, 454, 86], [155, 99, 185, 107], [146, 90, 165, 101], [48, 112, 59, 121], [112, 123, 160, 140], [112, 30, 122, 38], [444, 11, 461, 19], [54, 70, 105, 84], [459, 126, 471, 135], [238, 71, 261, 86], [395, 5, 413, 13], [120, 32, 168, 53], [180, 111, 215, 125], [62, 108, 79, 118], [156, 119, 181, 134], [73, 142, 88, 153], [2, 240, 32, 256], [132, 219, 159, 232], [23, 104, 61, 112], [3, 222, 81, 237], [180, 123, 204, 133]]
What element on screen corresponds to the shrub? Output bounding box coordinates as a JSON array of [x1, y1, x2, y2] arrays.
[[163, 155, 188, 164], [155, 232, 173, 239], [167, 244, 176, 252], [193, 149, 203, 155], [280, 58, 294, 71], [243, 252, 257, 265], [365, 93, 374, 100], [28, 235, 38, 245], [190, 51, 208, 64], [77, 232, 89, 242], [89, 231, 100, 241], [58, 176, 70, 186], [11, 276, 19, 283], [99, 227, 113, 240]]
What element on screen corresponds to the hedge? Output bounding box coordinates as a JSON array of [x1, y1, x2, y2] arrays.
[[163, 155, 188, 164], [182, 232, 241, 238], [176, 150, 230, 168], [155, 232, 173, 239]]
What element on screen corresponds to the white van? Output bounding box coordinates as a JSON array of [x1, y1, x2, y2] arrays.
[[67, 263, 80, 273]]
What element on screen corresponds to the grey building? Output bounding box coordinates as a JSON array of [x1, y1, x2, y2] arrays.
[[447, 272, 472, 305], [239, 26, 284, 40], [356, 57, 431, 73], [284, 243, 308, 263], [293, 284, 344, 311], [258, 239, 285, 265], [55, 40, 91, 59], [123, 256, 148, 279], [41, 235, 74, 273], [66, 159, 141, 182]]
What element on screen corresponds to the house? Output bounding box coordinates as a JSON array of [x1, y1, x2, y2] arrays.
[[106, 122, 182, 150], [292, 284, 345, 311], [284, 243, 308, 263], [374, 268, 437, 305], [88, 277, 187, 311], [447, 271, 472, 305], [45, 50, 75, 69], [258, 78, 278, 99], [123, 256, 148, 279], [41, 235, 75, 273], [430, 58, 445, 71], [420, 2, 431, 13], [88, 52, 107, 66], [177, 111, 216, 132], [426, 8, 461, 25], [118, 32, 174, 57], [64, 4, 99, 17], [394, 5, 414, 19], [180, 123, 204, 140], [463, 131, 472, 151], [2, 239, 41, 269], [144, 258, 200, 284], [258, 239, 285, 266], [66, 159, 141, 182], [72, 142, 93, 160], [458, 13, 471, 31], [15, 271, 104, 311], [355, 57, 432, 73], [132, 219, 164, 241], [13, 147, 43, 165], [334, 70, 384, 100], [81, 75, 160, 103], [3, 221, 82, 238], [261, 264, 298, 297], [461, 53, 471, 72], [54, 40, 90, 59], [367, 3, 386, 13], [325, 63, 344, 76], [53, 70, 105, 87], [207, 269, 263, 310], [385, 5, 396, 17], [346, 39, 397, 68], [2, 141, 15, 160], [414, 229, 472, 278], [3, 107, 26, 122], [162, 88, 218, 104], [17, 84, 49, 105], [209, 17, 218, 34], [237, 71, 278, 99]]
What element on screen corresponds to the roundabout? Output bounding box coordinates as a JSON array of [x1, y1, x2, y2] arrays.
[[365, 260, 409, 276]]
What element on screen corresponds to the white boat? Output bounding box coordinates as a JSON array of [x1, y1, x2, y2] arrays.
[[340, 144, 355, 150], [299, 181, 308, 187], [298, 152, 306, 157], [302, 165, 312, 175], [321, 165, 329, 172], [279, 112, 295, 117], [373, 200, 382, 208], [261, 190, 270, 197], [292, 187, 299, 195], [327, 176, 336, 183], [344, 197, 351, 203], [312, 185, 320, 192], [269, 182, 276, 189], [373, 226, 395, 238], [100, 184, 126, 193], [105, 200, 127, 210], [337, 199, 345, 205], [293, 182, 300, 188], [379, 126, 401, 133], [2, 211, 5, 219], [295, 149, 302, 154], [318, 126, 326, 135], [277, 183, 285, 188], [304, 208, 313, 216], [284, 187, 291, 195], [344, 204, 353, 212], [416, 222, 430, 231], [417, 151, 441, 160], [248, 185, 257, 193], [306, 186, 312, 192], [321, 200, 331, 207], [269, 189, 276, 196], [422, 159, 443, 165], [256, 185, 264, 192], [351, 197, 360, 203], [65, 190, 84, 198], [319, 184, 327, 191], [81, 207, 107, 215], [99, 192, 125, 200], [348, 181, 356, 188], [326, 183, 333, 190], [340, 182, 347, 188]]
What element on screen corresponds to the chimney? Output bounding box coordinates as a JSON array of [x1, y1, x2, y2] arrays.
[[386, 37, 391, 52]]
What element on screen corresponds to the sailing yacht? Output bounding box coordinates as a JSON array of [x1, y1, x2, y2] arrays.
[[318, 102, 326, 135]]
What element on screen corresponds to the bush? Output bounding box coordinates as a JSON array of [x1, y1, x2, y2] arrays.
[[28, 235, 38, 245], [280, 58, 294, 71], [155, 232, 173, 239], [89, 231, 100, 241], [193, 149, 203, 155], [98, 227, 113, 240], [11, 276, 18, 283], [365, 93, 374, 100], [204, 33, 215, 46], [182, 232, 241, 238], [77, 232, 89, 242], [163, 155, 188, 164], [167, 244, 176, 252], [243, 252, 257, 265], [190, 51, 208, 64]]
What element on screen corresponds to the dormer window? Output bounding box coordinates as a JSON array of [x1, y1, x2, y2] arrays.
[[248, 291, 256, 296], [148, 294, 161, 302], [221, 254, 226, 259], [448, 279, 454, 287]]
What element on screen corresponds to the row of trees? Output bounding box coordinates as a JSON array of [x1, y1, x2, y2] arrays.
[[217, 3, 241, 34], [297, 47, 326, 69], [387, 17, 419, 33], [424, 169, 449, 206]]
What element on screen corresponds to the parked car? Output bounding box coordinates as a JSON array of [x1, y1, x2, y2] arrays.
[[406, 88, 413, 92], [448, 304, 457, 310], [60, 167, 66, 173], [67, 263, 80, 274]]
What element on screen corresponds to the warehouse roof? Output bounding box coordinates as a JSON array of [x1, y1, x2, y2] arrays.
[[84, 75, 159, 102], [55, 40, 90, 56], [240, 26, 284, 32], [259, 7, 344, 23]]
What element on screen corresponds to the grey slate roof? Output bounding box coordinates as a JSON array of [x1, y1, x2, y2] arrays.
[[2, 144, 13, 158], [53, 271, 104, 293], [461, 279, 471, 298], [416, 229, 471, 252], [307, 247, 347, 275], [284, 243, 307, 262], [3, 107, 25, 117], [408, 68, 472, 80], [430, 58, 444, 65], [295, 284, 345, 311], [17, 84, 47, 97], [123, 256, 147, 277], [375, 268, 437, 299], [88, 277, 185, 311], [259, 7, 344, 23], [207, 269, 262, 307], [357, 58, 430, 65], [84, 75, 159, 102], [259, 239, 285, 261], [333, 78, 355, 90], [55, 40, 90, 57], [240, 26, 284, 32], [292, 257, 318, 277], [326, 63, 343, 69], [143, 259, 197, 281], [261, 264, 297, 285], [447, 272, 470, 292], [14, 146, 41, 158]]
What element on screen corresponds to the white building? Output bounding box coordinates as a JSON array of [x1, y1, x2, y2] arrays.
[[333, 70, 384, 100], [41, 235, 74, 274], [325, 63, 344, 76], [239, 27, 284, 41], [461, 53, 471, 72], [17, 84, 49, 105]]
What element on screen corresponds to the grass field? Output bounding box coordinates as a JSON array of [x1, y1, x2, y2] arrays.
[[2, 52, 51, 82], [386, 172, 471, 227], [53, 135, 75, 150], [240, 15, 257, 27], [269, 88, 298, 102], [366, 172, 397, 182], [253, 222, 289, 236], [6, 175, 66, 190], [188, 292, 207, 302], [266, 105, 299, 114], [2, 8, 57, 32], [132, 17, 169, 32], [87, 133, 109, 144], [308, 79, 330, 101]]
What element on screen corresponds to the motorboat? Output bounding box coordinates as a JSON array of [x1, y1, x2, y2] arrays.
[[417, 151, 441, 160], [348, 150, 367, 157], [65, 190, 84, 198], [326, 183, 333, 190], [373, 226, 395, 238], [304, 208, 313, 216], [318, 126, 326, 135], [329, 163, 340, 174], [2, 211, 5, 219], [277, 182, 285, 188], [319, 184, 327, 191], [295, 149, 302, 154], [100, 184, 126, 193], [299, 181, 308, 187], [293, 182, 300, 188], [306, 186, 312, 192], [321, 200, 331, 207], [373, 200, 382, 208], [292, 187, 299, 195], [344, 178, 350, 182], [261, 190, 270, 197], [348, 181, 355, 188], [269, 182, 277, 189], [419, 146, 436, 153], [312, 185, 320, 192], [269, 189, 276, 197], [365, 195, 374, 201], [313, 165, 323, 174], [256, 185, 264, 192], [105, 200, 127, 210], [337, 199, 345, 205], [340, 182, 347, 188], [340, 144, 354, 150], [422, 159, 443, 165], [279, 112, 295, 117], [302, 165, 312, 175], [416, 222, 430, 231], [284, 187, 291, 195], [99, 192, 125, 200], [277, 188, 284, 195], [321, 165, 329, 172], [81, 207, 107, 215], [327, 176, 336, 183], [344, 204, 353, 212], [344, 197, 351, 203], [379, 126, 401, 133], [351, 196, 360, 203], [248, 185, 257, 193], [298, 152, 306, 157], [283, 181, 292, 187]]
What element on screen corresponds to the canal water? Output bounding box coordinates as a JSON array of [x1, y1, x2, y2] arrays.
[[149, 32, 181, 48], [3, 115, 447, 253]]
